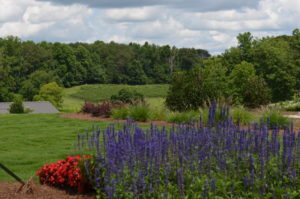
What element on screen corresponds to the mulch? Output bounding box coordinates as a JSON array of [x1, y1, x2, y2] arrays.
[[0, 182, 95, 199], [60, 113, 173, 127]]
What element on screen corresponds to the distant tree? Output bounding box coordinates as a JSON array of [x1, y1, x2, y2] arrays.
[[34, 82, 63, 108], [20, 70, 59, 100]]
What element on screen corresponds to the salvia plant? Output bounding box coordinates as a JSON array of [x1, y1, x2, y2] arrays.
[[75, 102, 300, 198]]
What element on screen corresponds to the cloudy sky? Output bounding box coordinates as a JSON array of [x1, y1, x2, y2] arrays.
[[0, 0, 299, 54]]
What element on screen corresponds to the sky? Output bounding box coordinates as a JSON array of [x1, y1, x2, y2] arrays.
[[0, 0, 299, 54]]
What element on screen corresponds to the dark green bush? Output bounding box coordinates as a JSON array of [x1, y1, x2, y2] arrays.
[[9, 97, 25, 114], [110, 89, 144, 105]]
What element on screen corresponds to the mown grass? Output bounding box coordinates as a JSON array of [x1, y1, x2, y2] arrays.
[[0, 114, 112, 182]]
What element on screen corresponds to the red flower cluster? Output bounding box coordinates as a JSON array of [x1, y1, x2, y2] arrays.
[[36, 155, 90, 192]]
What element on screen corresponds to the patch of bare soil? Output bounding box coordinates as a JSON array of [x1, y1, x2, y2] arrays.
[[0, 181, 95, 199]]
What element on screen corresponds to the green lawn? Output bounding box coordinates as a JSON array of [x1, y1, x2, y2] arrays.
[[0, 114, 111, 182]]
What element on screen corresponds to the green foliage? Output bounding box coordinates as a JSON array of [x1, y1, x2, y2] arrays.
[[111, 106, 129, 120], [34, 82, 63, 108], [166, 58, 228, 111], [229, 61, 270, 108], [9, 96, 25, 113], [20, 70, 59, 100], [262, 108, 291, 129], [149, 108, 169, 121], [231, 106, 254, 125], [110, 88, 144, 105], [285, 104, 300, 111], [167, 110, 199, 123], [129, 106, 151, 122]]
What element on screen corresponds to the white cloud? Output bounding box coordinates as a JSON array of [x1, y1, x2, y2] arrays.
[[0, 0, 298, 54]]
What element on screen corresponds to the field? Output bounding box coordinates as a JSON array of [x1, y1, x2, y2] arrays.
[[0, 114, 111, 182], [62, 84, 169, 112]]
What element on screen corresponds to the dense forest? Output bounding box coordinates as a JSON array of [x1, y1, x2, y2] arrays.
[[0, 29, 299, 104], [0, 37, 209, 101]]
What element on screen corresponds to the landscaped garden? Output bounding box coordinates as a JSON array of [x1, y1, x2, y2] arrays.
[[1, 30, 300, 198]]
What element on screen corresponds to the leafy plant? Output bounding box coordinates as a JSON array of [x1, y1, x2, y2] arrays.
[[128, 105, 150, 122], [231, 106, 253, 125], [110, 88, 144, 105], [9, 97, 25, 114], [167, 110, 199, 123], [261, 108, 291, 129], [36, 155, 91, 193], [111, 106, 129, 120]]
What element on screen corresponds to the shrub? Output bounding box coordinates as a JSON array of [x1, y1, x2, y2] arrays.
[[262, 109, 290, 129], [81, 100, 122, 117], [149, 108, 169, 121], [285, 103, 300, 111], [129, 106, 150, 122], [167, 110, 199, 124], [92, 100, 112, 118], [231, 106, 253, 125], [33, 82, 63, 109], [36, 155, 91, 192], [165, 59, 228, 111], [111, 88, 144, 105], [111, 106, 129, 120], [81, 101, 95, 114], [9, 97, 25, 113]]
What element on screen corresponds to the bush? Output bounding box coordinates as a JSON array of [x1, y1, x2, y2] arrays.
[[129, 106, 150, 122], [92, 100, 112, 118], [81, 101, 95, 114], [34, 82, 63, 109], [261, 109, 291, 129], [111, 88, 144, 105], [111, 106, 129, 120], [81, 100, 122, 118], [285, 103, 300, 111], [149, 108, 169, 121], [36, 155, 91, 192], [231, 106, 253, 125], [167, 110, 199, 124], [9, 97, 25, 113]]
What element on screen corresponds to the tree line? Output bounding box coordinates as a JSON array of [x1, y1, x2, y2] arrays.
[[166, 29, 300, 110], [0, 37, 210, 101]]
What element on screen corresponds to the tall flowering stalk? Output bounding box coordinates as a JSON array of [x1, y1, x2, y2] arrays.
[[76, 104, 300, 198]]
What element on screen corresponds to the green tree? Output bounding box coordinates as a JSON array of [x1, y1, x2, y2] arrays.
[[166, 58, 228, 111], [34, 82, 63, 108], [229, 61, 270, 107]]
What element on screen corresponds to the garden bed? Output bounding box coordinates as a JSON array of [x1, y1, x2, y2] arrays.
[[60, 113, 172, 126], [0, 182, 94, 199]]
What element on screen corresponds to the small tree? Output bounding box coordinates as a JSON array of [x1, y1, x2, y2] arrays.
[[9, 96, 24, 113], [34, 82, 63, 108]]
